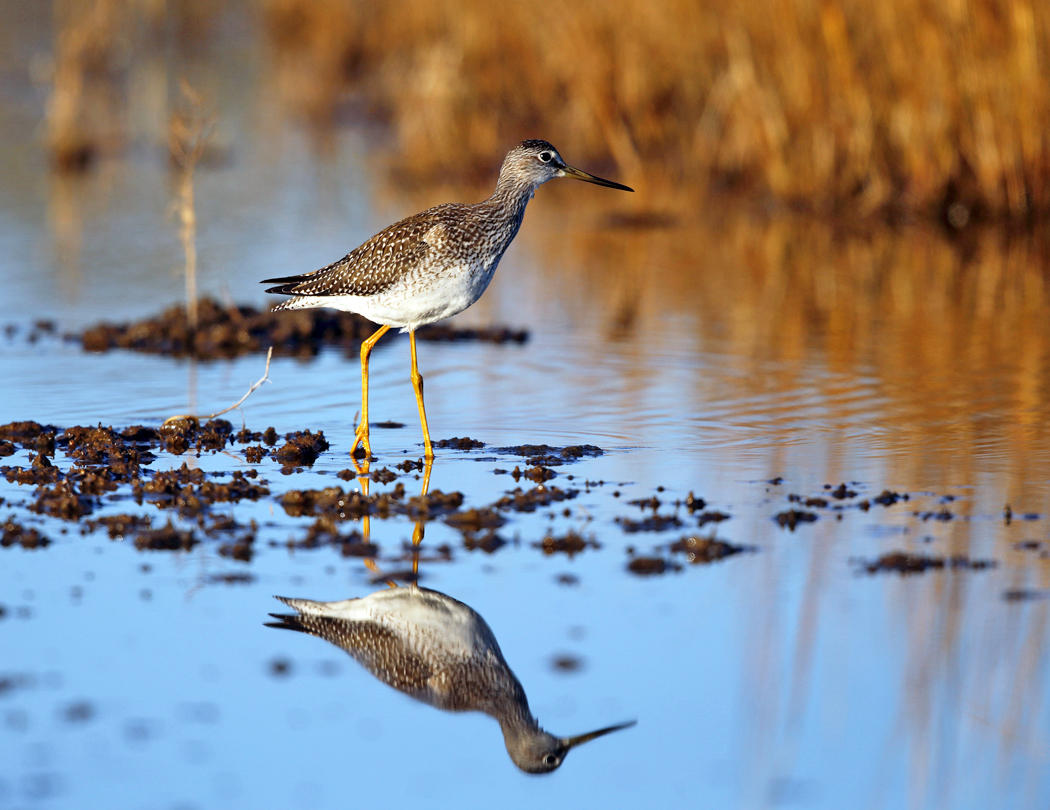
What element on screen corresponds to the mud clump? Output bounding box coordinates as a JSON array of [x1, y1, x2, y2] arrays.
[[434, 437, 485, 450], [0, 421, 59, 450], [774, 509, 818, 530], [507, 465, 556, 483], [75, 297, 529, 360], [493, 486, 578, 513], [1002, 589, 1050, 602], [219, 538, 256, 561], [273, 430, 329, 466], [616, 513, 682, 533], [1002, 504, 1039, 523], [158, 418, 246, 455], [2, 455, 63, 485], [31, 480, 95, 520], [1012, 540, 1050, 559], [286, 517, 377, 556], [445, 508, 505, 532], [535, 530, 599, 557], [277, 483, 462, 522], [915, 508, 954, 522], [142, 466, 270, 516], [550, 654, 584, 673], [669, 536, 753, 564], [61, 425, 156, 478], [696, 510, 731, 527], [461, 530, 507, 553], [2, 518, 51, 549], [206, 572, 256, 585], [80, 298, 371, 359], [280, 487, 372, 519], [499, 444, 603, 467], [872, 489, 907, 507], [859, 552, 997, 575], [133, 521, 197, 551], [826, 482, 858, 499], [369, 467, 398, 484], [683, 492, 706, 511], [417, 324, 527, 344], [244, 446, 267, 463], [87, 514, 152, 539], [626, 555, 681, 576], [68, 466, 119, 495], [406, 490, 465, 519]]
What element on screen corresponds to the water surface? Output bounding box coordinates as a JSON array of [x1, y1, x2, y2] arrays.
[[2, 11, 1048, 810]]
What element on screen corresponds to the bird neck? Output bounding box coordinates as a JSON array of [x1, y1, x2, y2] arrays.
[[497, 699, 542, 745], [487, 175, 536, 225]]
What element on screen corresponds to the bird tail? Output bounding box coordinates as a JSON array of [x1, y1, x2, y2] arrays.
[[269, 594, 363, 616], [260, 272, 311, 308], [265, 596, 354, 640], [264, 612, 310, 633], [272, 595, 329, 613]]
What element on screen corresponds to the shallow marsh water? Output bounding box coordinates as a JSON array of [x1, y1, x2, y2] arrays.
[[2, 14, 1050, 810]]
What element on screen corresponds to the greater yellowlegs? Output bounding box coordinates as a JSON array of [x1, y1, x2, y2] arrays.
[[266, 586, 635, 773], [262, 139, 632, 459]]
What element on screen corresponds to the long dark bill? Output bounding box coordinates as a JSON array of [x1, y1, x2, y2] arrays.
[[560, 164, 634, 192], [562, 719, 638, 751]]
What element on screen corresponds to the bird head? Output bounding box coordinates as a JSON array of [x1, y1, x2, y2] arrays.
[[500, 139, 634, 193], [503, 719, 637, 774]]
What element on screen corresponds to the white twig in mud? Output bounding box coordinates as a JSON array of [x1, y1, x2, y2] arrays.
[[163, 346, 273, 427]]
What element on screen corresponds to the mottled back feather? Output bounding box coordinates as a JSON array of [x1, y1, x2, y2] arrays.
[[266, 597, 530, 715], [267, 612, 435, 695], [262, 204, 469, 301]]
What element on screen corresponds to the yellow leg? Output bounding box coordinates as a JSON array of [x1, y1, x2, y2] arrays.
[[350, 325, 391, 458], [410, 457, 434, 580], [409, 330, 434, 459]]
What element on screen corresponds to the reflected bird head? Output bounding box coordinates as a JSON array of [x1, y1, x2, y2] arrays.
[[506, 720, 637, 774], [500, 139, 634, 194]]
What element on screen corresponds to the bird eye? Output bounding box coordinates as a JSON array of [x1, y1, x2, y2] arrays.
[[542, 753, 560, 767], [538, 151, 552, 163]]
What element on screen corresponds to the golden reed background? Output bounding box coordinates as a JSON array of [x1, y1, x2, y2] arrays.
[[45, 0, 1050, 222], [262, 0, 1050, 221]]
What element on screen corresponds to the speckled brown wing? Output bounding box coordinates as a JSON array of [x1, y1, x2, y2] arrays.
[[262, 204, 465, 298], [266, 612, 435, 695]]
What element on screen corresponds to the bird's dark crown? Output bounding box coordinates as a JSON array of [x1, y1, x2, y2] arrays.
[[519, 138, 557, 152]]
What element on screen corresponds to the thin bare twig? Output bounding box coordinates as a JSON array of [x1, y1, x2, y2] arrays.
[[169, 80, 214, 332], [163, 346, 273, 427]]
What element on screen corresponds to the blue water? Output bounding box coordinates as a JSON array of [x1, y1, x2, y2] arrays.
[[1, 12, 1048, 810]]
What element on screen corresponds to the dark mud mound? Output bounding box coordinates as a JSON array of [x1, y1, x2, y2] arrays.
[[74, 297, 528, 360], [669, 535, 754, 564], [858, 552, 997, 575], [498, 444, 603, 466], [534, 530, 600, 557], [2, 518, 51, 549]]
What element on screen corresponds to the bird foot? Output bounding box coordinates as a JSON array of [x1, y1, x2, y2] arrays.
[[350, 424, 372, 460]]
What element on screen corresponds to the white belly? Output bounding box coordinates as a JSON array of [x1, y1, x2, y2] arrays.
[[295, 258, 501, 331]]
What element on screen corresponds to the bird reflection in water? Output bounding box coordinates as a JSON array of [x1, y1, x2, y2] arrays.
[[267, 586, 634, 773], [267, 459, 634, 773]]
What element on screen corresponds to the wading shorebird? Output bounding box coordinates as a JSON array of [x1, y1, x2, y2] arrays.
[[266, 587, 635, 773], [262, 139, 632, 459]]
